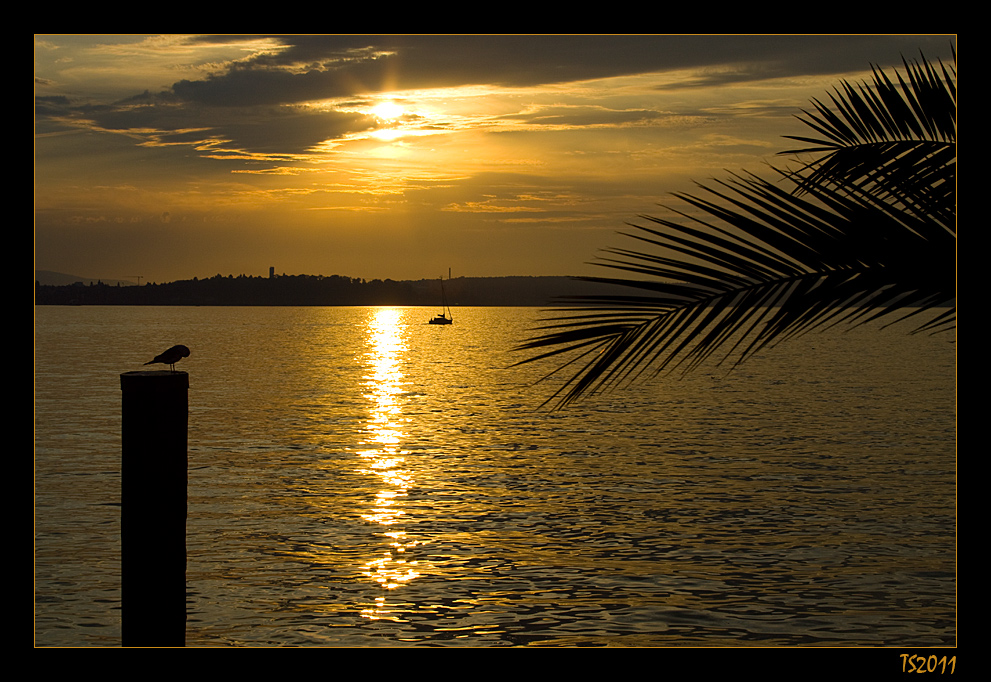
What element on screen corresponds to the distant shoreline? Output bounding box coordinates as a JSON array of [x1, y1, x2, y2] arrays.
[[35, 272, 955, 309], [34, 274, 625, 307]]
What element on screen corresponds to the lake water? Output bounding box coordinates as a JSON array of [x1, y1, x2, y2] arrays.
[[34, 305, 956, 647]]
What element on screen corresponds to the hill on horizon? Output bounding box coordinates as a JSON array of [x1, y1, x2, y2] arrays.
[[34, 270, 637, 307]]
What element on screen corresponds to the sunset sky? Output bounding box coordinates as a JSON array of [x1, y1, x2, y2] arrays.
[[34, 35, 956, 284]]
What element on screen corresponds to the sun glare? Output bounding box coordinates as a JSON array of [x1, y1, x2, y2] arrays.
[[372, 101, 405, 121]]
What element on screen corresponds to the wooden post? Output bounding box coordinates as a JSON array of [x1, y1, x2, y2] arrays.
[[119, 370, 189, 647]]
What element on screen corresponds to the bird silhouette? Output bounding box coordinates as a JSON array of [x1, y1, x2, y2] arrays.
[[144, 344, 190, 372]]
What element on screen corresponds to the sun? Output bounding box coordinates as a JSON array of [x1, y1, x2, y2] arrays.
[[372, 101, 405, 121]]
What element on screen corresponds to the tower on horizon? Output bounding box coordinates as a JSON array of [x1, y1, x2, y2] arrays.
[[269, 267, 274, 278]]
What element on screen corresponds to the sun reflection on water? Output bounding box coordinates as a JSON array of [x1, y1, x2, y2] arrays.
[[356, 308, 423, 604]]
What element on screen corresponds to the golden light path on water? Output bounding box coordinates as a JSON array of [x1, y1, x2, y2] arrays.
[[355, 308, 421, 619], [31, 306, 956, 646]]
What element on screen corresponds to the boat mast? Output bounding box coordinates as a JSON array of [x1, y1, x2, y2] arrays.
[[446, 268, 452, 319], [440, 272, 451, 320]]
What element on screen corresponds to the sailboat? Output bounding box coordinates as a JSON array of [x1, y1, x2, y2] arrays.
[[428, 271, 453, 325]]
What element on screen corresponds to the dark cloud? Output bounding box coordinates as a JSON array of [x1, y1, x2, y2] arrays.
[[215, 108, 377, 154], [38, 89, 378, 156], [36, 35, 956, 159], [35, 95, 71, 117], [169, 35, 956, 107]]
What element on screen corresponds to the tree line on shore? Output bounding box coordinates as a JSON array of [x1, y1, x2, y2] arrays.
[[34, 273, 618, 307]]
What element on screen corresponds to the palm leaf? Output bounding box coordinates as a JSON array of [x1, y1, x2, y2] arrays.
[[515, 51, 955, 409], [782, 51, 956, 232]]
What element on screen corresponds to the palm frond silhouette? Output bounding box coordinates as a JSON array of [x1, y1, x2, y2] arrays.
[[515, 50, 956, 409]]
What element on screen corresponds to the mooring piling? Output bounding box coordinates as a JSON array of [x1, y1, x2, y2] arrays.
[[119, 369, 189, 647]]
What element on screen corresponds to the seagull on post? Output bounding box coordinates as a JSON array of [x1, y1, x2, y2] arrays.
[[144, 345, 190, 372]]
